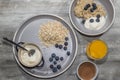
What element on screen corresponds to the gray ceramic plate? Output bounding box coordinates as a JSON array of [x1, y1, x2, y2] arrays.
[[13, 14, 78, 78], [69, 0, 115, 36]]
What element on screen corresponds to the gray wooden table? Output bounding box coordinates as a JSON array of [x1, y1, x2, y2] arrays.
[[0, 0, 119, 80]]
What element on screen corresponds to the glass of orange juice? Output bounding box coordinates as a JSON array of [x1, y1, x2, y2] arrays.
[[86, 40, 108, 60]]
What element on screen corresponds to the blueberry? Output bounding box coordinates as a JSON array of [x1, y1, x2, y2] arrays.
[[92, 3, 97, 10], [90, 8, 94, 12], [86, 4, 91, 8], [51, 53, 56, 58], [84, 4, 90, 10], [53, 61, 57, 65], [96, 19, 100, 22], [90, 19, 94, 23], [92, 3, 97, 7], [49, 57, 53, 62], [55, 44, 59, 48], [60, 57, 64, 61], [64, 42, 68, 46], [67, 51, 70, 56], [63, 47, 67, 51], [55, 56, 59, 61], [50, 64, 54, 69], [52, 67, 57, 73], [84, 6, 88, 10], [82, 20, 86, 24], [96, 14, 101, 19], [57, 65, 61, 70], [93, 6, 97, 10], [65, 37, 69, 41], [59, 45, 63, 49]]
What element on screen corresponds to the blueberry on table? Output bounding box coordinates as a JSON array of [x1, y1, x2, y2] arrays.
[[67, 51, 70, 56], [55, 56, 59, 61], [52, 67, 57, 73], [53, 61, 57, 65], [64, 42, 68, 46], [59, 45, 63, 49], [55, 44, 59, 48], [49, 57, 53, 62], [90, 19, 94, 23], [57, 65, 61, 70], [96, 19, 100, 22], [50, 64, 54, 69], [51, 53, 56, 58], [60, 57, 64, 61], [63, 47, 67, 51], [65, 37, 69, 41]]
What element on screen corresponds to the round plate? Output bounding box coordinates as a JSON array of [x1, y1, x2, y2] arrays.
[[69, 0, 115, 36], [13, 14, 78, 78]]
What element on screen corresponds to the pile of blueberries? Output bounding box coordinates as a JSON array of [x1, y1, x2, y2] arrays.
[[49, 53, 63, 73], [55, 37, 69, 50], [49, 37, 71, 73], [82, 3, 101, 24], [90, 14, 101, 23], [84, 3, 97, 12], [82, 14, 101, 24], [54, 37, 71, 56]]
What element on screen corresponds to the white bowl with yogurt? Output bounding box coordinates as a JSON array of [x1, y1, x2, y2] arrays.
[[18, 43, 43, 67]]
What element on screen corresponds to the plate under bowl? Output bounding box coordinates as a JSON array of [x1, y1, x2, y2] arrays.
[[13, 14, 78, 78]]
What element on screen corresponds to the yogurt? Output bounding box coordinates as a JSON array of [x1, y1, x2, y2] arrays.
[[84, 16, 106, 30], [18, 43, 42, 67]]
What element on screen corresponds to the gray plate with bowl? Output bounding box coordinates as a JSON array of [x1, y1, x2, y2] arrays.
[[13, 14, 78, 78], [69, 0, 115, 36]]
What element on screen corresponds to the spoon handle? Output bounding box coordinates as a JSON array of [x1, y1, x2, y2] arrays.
[[3, 37, 28, 51]]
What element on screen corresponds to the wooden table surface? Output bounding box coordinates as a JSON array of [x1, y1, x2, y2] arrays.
[[0, 0, 119, 80]]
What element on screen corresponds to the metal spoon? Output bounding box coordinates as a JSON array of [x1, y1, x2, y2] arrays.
[[3, 37, 35, 56], [28, 49, 35, 57]]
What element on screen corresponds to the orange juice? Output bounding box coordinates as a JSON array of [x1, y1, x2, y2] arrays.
[[86, 40, 108, 60]]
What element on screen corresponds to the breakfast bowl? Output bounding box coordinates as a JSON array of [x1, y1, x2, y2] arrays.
[[13, 14, 78, 78], [69, 0, 115, 36], [17, 43, 44, 68], [77, 61, 98, 80]]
